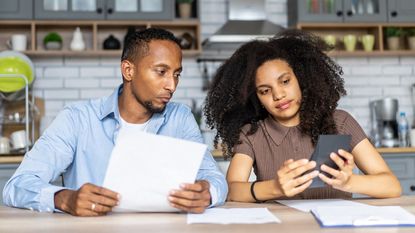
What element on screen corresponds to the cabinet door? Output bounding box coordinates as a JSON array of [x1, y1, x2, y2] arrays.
[[34, 0, 105, 20], [298, 0, 344, 23], [343, 0, 387, 22], [0, 0, 33, 19], [105, 0, 174, 20], [0, 164, 19, 205], [388, 0, 415, 22]]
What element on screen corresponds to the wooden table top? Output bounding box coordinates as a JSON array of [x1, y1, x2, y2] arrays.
[[1, 196, 415, 233]]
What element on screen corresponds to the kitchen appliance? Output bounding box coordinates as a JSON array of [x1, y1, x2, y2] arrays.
[[199, 0, 285, 62], [369, 98, 399, 147]]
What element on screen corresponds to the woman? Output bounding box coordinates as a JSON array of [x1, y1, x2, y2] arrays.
[[204, 30, 401, 202]]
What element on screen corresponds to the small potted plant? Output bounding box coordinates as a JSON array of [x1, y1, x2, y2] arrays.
[[43, 32, 62, 50], [177, 0, 193, 19], [406, 28, 415, 50], [385, 27, 403, 50]]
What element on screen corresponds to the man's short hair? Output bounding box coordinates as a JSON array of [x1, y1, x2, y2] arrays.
[[121, 28, 181, 62]]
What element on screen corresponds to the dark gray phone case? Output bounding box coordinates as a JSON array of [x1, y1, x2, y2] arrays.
[[308, 134, 351, 189]]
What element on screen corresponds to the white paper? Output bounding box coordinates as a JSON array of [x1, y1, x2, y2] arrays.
[[311, 206, 415, 227], [187, 208, 281, 224], [277, 199, 370, 212], [103, 128, 207, 212]]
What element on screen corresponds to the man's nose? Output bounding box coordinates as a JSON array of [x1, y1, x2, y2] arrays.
[[164, 76, 176, 93]]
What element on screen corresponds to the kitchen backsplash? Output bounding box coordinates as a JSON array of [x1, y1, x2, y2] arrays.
[[32, 0, 415, 136]]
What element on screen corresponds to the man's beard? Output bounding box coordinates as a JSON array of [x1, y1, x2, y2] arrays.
[[143, 101, 165, 113]]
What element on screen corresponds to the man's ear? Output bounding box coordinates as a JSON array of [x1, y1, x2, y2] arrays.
[[121, 60, 134, 82]]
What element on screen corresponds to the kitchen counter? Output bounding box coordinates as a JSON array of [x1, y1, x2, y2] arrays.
[[2, 147, 415, 164]]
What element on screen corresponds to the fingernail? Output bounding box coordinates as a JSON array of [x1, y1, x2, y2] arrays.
[[117, 194, 121, 200]]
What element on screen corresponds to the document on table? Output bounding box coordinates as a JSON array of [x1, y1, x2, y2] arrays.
[[187, 208, 281, 224], [311, 205, 415, 227], [102, 128, 207, 212], [276, 199, 370, 212]]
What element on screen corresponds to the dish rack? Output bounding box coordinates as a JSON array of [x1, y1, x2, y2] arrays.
[[0, 74, 35, 154]]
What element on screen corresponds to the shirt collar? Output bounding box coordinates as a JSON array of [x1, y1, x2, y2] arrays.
[[263, 116, 292, 146], [99, 84, 122, 121]]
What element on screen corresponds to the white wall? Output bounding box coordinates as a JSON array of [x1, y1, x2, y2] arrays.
[[33, 0, 415, 136]]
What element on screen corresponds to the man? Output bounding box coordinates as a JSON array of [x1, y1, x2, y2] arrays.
[[3, 28, 227, 216]]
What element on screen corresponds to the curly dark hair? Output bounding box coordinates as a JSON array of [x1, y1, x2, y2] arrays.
[[121, 27, 181, 62], [204, 29, 346, 158]]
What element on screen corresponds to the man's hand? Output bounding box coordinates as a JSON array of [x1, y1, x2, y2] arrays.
[[168, 180, 211, 213], [54, 183, 120, 217]]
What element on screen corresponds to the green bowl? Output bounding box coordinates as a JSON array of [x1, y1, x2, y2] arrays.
[[0, 56, 34, 93]]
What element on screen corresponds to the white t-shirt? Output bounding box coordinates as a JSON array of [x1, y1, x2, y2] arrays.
[[120, 117, 149, 132]]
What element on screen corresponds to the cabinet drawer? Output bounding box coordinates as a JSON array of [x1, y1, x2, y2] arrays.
[[383, 157, 415, 179], [399, 179, 415, 196]]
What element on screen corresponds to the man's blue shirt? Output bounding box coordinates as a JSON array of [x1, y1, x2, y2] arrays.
[[3, 85, 227, 212]]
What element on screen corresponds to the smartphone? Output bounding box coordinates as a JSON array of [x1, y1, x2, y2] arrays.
[[308, 134, 351, 188]]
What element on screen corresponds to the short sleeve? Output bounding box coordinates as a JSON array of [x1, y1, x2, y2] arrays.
[[335, 110, 367, 149], [233, 128, 255, 160]]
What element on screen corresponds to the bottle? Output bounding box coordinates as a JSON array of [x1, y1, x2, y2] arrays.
[[398, 112, 409, 147]]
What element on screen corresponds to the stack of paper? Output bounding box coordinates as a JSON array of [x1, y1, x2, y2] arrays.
[[187, 208, 281, 224], [311, 205, 415, 227], [277, 199, 371, 212]]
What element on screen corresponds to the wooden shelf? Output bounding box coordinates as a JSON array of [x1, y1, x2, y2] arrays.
[[0, 20, 201, 57], [297, 22, 415, 56]]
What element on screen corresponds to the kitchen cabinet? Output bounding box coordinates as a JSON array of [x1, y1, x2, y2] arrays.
[[34, 0, 174, 20], [0, 20, 201, 57], [0, 164, 19, 205], [289, 0, 387, 25], [0, 0, 33, 20], [388, 0, 415, 22], [380, 151, 415, 195]]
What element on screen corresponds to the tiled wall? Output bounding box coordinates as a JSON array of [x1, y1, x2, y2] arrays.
[[32, 0, 415, 137]]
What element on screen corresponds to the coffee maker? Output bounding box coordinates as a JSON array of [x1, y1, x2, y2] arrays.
[[369, 98, 399, 147]]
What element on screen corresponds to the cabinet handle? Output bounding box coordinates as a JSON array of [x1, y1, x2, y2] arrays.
[[97, 8, 103, 14], [411, 185, 415, 191], [107, 8, 113, 14], [336, 11, 343, 17], [346, 10, 353, 16], [390, 11, 398, 17]]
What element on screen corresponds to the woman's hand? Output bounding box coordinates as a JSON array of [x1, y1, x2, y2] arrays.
[[319, 149, 355, 192], [276, 159, 319, 197]]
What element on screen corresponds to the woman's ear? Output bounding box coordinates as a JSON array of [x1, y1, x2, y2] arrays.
[[121, 60, 135, 82]]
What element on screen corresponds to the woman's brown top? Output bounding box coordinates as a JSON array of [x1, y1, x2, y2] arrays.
[[233, 109, 367, 199]]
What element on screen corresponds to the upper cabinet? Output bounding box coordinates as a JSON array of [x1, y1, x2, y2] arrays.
[[290, 0, 415, 25], [33, 0, 174, 20], [0, 0, 33, 19], [388, 0, 415, 22]]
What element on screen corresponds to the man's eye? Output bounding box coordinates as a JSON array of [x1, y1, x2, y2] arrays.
[[155, 69, 166, 76], [282, 79, 290, 84], [174, 73, 181, 79]]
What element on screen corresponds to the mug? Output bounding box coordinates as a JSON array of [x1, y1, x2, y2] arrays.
[[7, 34, 27, 51], [343, 34, 357, 52], [323, 35, 336, 47], [0, 137, 11, 154], [361, 34, 375, 52], [10, 130, 30, 150]]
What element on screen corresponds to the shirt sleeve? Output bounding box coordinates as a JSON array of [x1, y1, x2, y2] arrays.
[[2, 107, 78, 212], [336, 110, 367, 149], [179, 107, 228, 207], [233, 128, 255, 160]]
